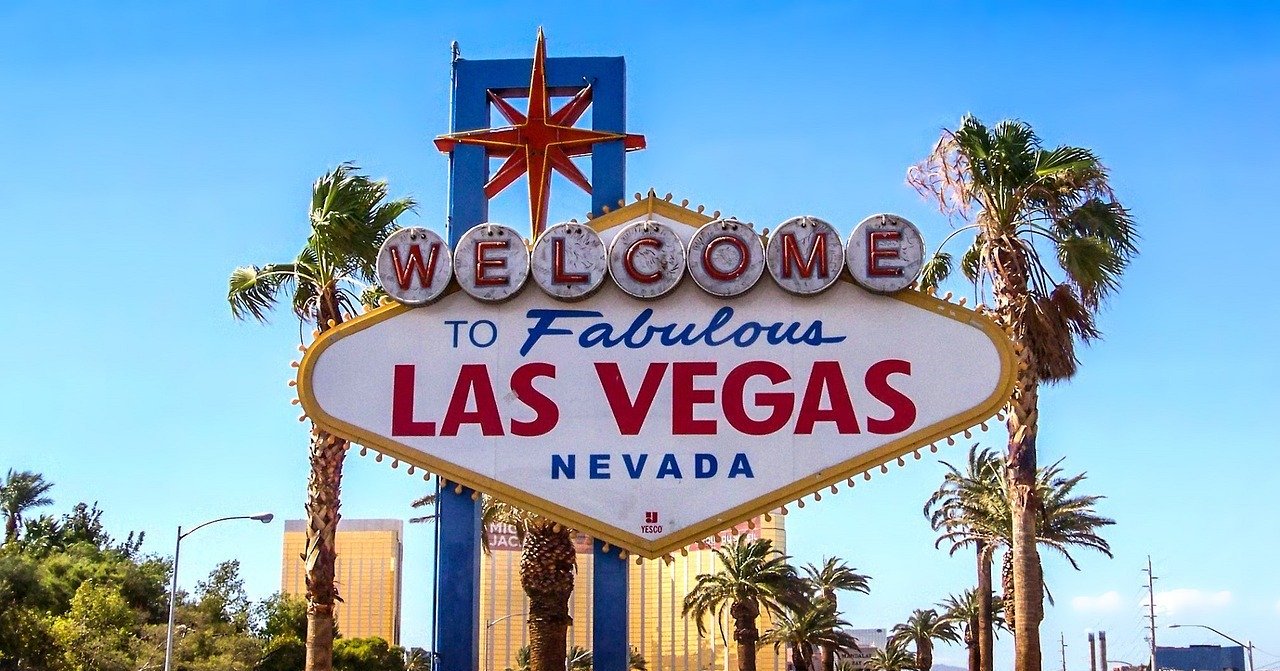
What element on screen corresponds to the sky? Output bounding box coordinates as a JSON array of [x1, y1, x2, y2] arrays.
[[2, 1, 1278, 668]]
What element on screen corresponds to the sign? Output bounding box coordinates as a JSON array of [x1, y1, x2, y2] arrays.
[[299, 196, 1016, 558]]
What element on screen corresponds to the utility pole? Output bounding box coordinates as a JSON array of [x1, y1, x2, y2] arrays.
[[1143, 556, 1159, 671], [1100, 631, 1109, 671], [1062, 633, 1069, 671], [1090, 632, 1098, 671]]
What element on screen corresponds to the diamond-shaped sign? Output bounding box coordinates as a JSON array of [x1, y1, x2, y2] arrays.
[[298, 197, 1015, 558]]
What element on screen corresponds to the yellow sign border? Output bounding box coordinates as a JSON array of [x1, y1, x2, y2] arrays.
[[298, 197, 1017, 558]]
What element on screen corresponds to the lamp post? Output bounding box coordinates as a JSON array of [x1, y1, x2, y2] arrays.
[[485, 612, 528, 671], [163, 513, 274, 671], [1168, 624, 1254, 671]]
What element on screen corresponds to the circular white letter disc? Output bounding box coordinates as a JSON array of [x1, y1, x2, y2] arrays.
[[530, 222, 608, 300], [846, 213, 925, 294], [607, 220, 687, 299], [453, 223, 530, 302], [765, 216, 846, 295], [687, 219, 765, 297], [376, 227, 453, 306]]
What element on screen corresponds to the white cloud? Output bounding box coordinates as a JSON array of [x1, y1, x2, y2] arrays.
[[1147, 589, 1232, 616], [1274, 598, 1280, 613], [1072, 591, 1124, 613]]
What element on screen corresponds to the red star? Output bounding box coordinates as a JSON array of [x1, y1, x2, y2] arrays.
[[434, 29, 646, 237]]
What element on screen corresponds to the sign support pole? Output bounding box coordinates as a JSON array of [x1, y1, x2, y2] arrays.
[[434, 50, 630, 671]]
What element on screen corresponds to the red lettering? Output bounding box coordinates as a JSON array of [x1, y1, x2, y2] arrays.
[[723, 361, 793, 435], [865, 359, 916, 434], [781, 232, 829, 279], [551, 237, 589, 285], [510, 362, 559, 437], [391, 364, 436, 436], [794, 361, 860, 434], [867, 230, 903, 277], [594, 362, 668, 435], [703, 235, 749, 281], [624, 237, 662, 283], [672, 362, 718, 435], [475, 239, 510, 286], [440, 364, 504, 436], [390, 244, 441, 290]]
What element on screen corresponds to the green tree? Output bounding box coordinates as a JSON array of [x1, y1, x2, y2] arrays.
[[891, 608, 960, 671], [197, 559, 252, 630], [404, 647, 433, 671], [257, 591, 310, 641], [229, 163, 414, 671], [1, 470, 54, 543], [51, 582, 140, 671], [333, 637, 405, 671], [936, 590, 1006, 671], [909, 115, 1135, 671], [803, 558, 870, 671], [866, 638, 914, 671], [762, 599, 860, 671], [682, 536, 806, 671], [924, 446, 1003, 671]]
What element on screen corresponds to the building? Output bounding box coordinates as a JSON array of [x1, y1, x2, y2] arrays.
[[480, 514, 788, 671], [840, 628, 889, 670], [282, 519, 404, 644], [1156, 645, 1247, 671]]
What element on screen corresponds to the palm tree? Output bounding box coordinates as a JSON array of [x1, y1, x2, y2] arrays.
[[763, 599, 860, 671], [682, 536, 806, 671], [892, 609, 961, 671], [228, 163, 414, 671], [937, 590, 1007, 671], [1, 470, 54, 543], [909, 115, 1136, 671], [508, 644, 647, 671], [924, 447, 1004, 671], [803, 558, 871, 671], [867, 638, 915, 671]]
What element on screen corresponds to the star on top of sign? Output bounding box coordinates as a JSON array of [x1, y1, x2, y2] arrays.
[[433, 29, 646, 237]]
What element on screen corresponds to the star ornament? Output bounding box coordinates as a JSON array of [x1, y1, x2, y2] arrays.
[[434, 29, 646, 237]]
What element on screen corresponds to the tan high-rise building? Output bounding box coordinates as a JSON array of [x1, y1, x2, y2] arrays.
[[282, 519, 404, 644], [480, 514, 787, 671]]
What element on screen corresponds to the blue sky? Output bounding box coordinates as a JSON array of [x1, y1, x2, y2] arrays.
[[2, 1, 1278, 666]]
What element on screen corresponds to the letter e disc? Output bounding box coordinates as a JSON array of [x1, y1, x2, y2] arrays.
[[766, 216, 845, 295], [608, 221, 686, 299], [453, 223, 530, 302], [846, 213, 924, 293], [377, 227, 453, 306], [531, 222, 608, 300], [687, 219, 765, 297]]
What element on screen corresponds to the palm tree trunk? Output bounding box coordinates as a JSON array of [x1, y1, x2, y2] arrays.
[[977, 542, 994, 671], [522, 525, 576, 671], [731, 598, 761, 671], [918, 638, 934, 671], [822, 591, 837, 671], [793, 644, 811, 671], [304, 430, 346, 671]]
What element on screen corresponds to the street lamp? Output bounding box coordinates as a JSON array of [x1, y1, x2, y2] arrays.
[[163, 513, 274, 671], [1168, 624, 1254, 671], [485, 612, 527, 671]]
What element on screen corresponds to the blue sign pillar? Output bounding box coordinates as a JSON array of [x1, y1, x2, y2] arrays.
[[435, 52, 630, 671]]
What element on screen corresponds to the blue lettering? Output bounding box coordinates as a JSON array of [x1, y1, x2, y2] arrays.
[[551, 454, 576, 479], [656, 453, 683, 479], [727, 453, 754, 478], [589, 454, 610, 479], [623, 454, 648, 479], [695, 453, 718, 478], [522, 309, 602, 356]]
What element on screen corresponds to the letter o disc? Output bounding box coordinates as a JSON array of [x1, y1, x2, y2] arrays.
[[453, 223, 530, 302], [376, 227, 453, 306], [687, 219, 765, 297], [846, 213, 925, 293], [608, 221, 686, 299], [766, 216, 845, 295], [530, 222, 608, 300]]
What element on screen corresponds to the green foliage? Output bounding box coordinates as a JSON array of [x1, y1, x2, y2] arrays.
[[762, 599, 860, 671], [51, 582, 141, 671], [197, 559, 251, 630], [682, 536, 808, 643], [256, 591, 309, 641], [1, 470, 55, 543], [257, 635, 306, 671], [334, 637, 406, 671]]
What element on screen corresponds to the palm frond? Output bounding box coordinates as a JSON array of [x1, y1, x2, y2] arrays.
[[228, 263, 304, 322]]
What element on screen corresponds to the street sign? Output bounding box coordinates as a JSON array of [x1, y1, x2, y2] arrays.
[[298, 197, 1015, 558]]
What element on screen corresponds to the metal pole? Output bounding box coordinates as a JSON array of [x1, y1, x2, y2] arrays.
[[1145, 557, 1158, 671], [163, 525, 181, 671], [1247, 641, 1254, 671], [1089, 633, 1097, 671], [1100, 632, 1108, 671]]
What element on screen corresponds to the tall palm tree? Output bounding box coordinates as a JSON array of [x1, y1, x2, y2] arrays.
[[892, 609, 961, 671], [867, 638, 915, 671], [683, 536, 806, 671], [763, 599, 860, 671], [803, 558, 871, 671], [417, 492, 577, 671], [229, 163, 414, 671], [909, 115, 1136, 671], [924, 447, 1004, 671], [937, 590, 1006, 671], [1, 470, 54, 543]]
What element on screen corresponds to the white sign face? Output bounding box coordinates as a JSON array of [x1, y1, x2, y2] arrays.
[[300, 268, 1015, 557]]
